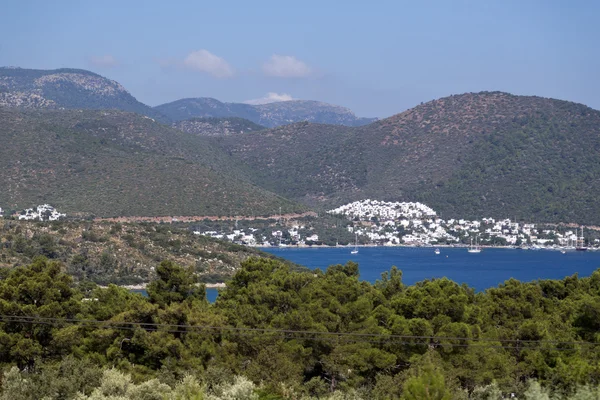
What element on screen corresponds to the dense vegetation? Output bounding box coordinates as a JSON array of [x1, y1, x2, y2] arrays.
[[207, 122, 364, 204], [155, 97, 377, 127], [1, 256, 600, 398], [172, 117, 266, 136], [207, 92, 600, 224], [0, 67, 168, 122], [0, 219, 303, 285], [0, 108, 303, 217]]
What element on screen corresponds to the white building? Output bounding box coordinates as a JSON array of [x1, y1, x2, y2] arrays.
[[18, 204, 65, 221]]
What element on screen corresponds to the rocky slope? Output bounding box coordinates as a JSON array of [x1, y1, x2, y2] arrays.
[[0, 67, 168, 122], [172, 117, 265, 136]]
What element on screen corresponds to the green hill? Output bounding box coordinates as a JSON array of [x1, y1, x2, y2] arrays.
[[206, 92, 600, 224], [0, 108, 303, 217], [0, 67, 169, 122], [0, 219, 304, 285]]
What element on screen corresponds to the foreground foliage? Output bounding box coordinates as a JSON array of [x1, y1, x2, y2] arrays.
[[1, 256, 600, 398]]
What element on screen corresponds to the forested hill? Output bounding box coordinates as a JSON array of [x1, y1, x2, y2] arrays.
[[207, 92, 600, 224], [154, 97, 377, 127], [0, 219, 304, 285], [0, 67, 168, 122], [0, 108, 303, 217]]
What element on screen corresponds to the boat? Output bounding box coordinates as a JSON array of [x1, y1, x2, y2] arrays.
[[467, 236, 482, 253], [576, 226, 588, 251], [434, 248, 440, 255], [351, 232, 359, 254]]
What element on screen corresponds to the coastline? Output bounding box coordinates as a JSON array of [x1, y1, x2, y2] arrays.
[[256, 243, 599, 252], [106, 282, 227, 291], [204, 282, 226, 288]]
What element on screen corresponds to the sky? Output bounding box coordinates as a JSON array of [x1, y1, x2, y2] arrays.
[[1, 0, 598, 118]]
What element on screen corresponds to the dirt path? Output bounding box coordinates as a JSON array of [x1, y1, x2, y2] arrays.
[[94, 211, 318, 223]]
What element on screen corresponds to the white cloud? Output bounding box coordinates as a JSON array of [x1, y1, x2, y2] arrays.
[[88, 55, 118, 68], [244, 92, 295, 105], [182, 49, 234, 78], [262, 55, 311, 78]]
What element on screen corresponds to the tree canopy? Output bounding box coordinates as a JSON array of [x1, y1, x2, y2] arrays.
[[1, 256, 600, 398]]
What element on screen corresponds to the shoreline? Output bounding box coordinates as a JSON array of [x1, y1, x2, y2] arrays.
[[255, 243, 597, 251], [103, 282, 228, 291]]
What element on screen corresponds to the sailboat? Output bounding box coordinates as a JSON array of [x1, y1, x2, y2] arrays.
[[351, 232, 359, 254], [467, 236, 482, 253], [434, 248, 441, 255], [277, 207, 288, 248], [576, 226, 588, 251]]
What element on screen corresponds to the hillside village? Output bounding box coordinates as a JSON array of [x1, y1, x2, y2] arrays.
[[2, 201, 597, 249], [16, 204, 66, 221], [0, 204, 66, 221], [195, 200, 599, 250]]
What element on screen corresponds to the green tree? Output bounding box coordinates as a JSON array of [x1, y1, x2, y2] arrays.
[[0, 257, 81, 368], [402, 364, 452, 400], [147, 260, 206, 306]]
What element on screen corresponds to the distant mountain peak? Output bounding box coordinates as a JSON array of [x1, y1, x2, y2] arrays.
[[155, 97, 377, 127], [34, 71, 128, 96], [0, 66, 167, 122]]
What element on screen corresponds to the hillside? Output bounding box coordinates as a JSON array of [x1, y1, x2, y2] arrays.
[[172, 117, 265, 136], [0, 219, 304, 285], [0, 67, 168, 122], [208, 122, 361, 202], [207, 92, 600, 224], [0, 107, 303, 217], [154, 97, 377, 127]]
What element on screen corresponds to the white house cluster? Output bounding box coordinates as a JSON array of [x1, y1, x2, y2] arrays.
[[17, 204, 66, 221]]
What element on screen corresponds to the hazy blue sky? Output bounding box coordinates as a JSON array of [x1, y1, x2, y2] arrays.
[[1, 0, 598, 117]]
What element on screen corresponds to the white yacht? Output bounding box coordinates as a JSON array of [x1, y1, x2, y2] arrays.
[[351, 232, 359, 254], [468, 236, 482, 253]]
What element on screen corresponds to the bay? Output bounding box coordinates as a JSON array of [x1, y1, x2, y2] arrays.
[[262, 247, 600, 291], [131, 247, 600, 303]]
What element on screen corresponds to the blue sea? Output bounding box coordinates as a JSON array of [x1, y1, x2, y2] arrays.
[[135, 247, 600, 302], [263, 247, 600, 291]]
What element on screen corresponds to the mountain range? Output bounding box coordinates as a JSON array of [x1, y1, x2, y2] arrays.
[[0, 67, 376, 128], [1, 66, 599, 224], [154, 97, 378, 127]]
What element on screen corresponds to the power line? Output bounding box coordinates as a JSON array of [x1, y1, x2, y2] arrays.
[[0, 314, 597, 351]]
